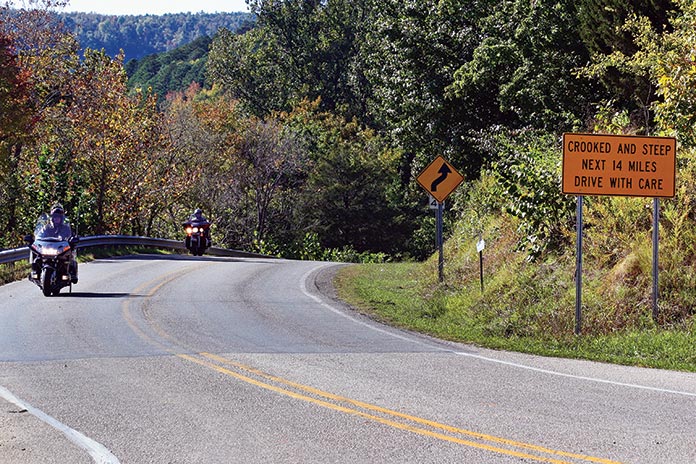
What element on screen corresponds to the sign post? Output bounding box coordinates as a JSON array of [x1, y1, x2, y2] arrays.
[[652, 198, 660, 321], [417, 156, 464, 282], [437, 202, 444, 281], [562, 133, 676, 333], [477, 238, 485, 292], [575, 196, 583, 336]]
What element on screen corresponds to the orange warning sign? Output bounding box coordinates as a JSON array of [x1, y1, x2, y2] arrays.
[[416, 156, 464, 203], [562, 133, 676, 198]]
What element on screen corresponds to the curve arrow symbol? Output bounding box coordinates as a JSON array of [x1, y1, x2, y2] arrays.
[[430, 163, 452, 192]]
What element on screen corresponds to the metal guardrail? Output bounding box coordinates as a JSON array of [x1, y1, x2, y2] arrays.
[[0, 235, 271, 265]]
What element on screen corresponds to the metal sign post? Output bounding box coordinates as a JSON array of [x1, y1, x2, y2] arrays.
[[477, 238, 485, 292], [652, 198, 659, 321], [417, 156, 464, 204], [437, 202, 444, 282], [575, 196, 583, 335], [417, 156, 464, 283]]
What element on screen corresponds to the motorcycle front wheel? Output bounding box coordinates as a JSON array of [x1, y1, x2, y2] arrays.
[[41, 268, 54, 297]]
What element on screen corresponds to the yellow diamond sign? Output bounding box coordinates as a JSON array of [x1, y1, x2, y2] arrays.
[[416, 156, 464, 203]]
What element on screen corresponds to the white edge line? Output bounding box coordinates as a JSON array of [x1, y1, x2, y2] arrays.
[[301, 263, 696, 399], [0, 385, 120, 464]]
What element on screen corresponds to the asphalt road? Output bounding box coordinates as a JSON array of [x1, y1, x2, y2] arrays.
[[1, 254, 695, 463]]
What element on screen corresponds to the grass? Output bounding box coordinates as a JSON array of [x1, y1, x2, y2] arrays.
[[334, 248, 696, 373], [0, 261, 30, 286]]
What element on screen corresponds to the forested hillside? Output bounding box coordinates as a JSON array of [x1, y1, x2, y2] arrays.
[[125, 36, 213, 98], [59, 11, 253, 60]]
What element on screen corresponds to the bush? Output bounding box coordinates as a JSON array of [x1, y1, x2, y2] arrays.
[[488, 130, 576, 260]]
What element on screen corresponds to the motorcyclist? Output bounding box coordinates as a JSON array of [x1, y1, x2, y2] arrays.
[[185, 208, 211, 247], [190, 208, 208, 223], [41, 204, 72, 239], [40, 204, 78, 283]]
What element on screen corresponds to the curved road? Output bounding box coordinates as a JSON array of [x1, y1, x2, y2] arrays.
[[1, 255, 695, 463]]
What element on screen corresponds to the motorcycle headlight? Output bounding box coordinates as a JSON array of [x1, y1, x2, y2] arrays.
[[192, 227, 199, 233], [186, 227, 193, 234], [44, 245, 71, 256]]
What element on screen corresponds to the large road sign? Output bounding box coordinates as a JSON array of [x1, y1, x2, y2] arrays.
[[562, 133, 676, 198], [416, 156, 464, 203]]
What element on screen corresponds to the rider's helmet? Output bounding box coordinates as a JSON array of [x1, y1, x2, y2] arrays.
[[50, 203, 65, 226], [193, 208, 203, 219]]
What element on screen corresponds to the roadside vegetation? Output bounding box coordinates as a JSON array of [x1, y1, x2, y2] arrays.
[[335, 179, 696, 372], [336, 136, 696, 372]]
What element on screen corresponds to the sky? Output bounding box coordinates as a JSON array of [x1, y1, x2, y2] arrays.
[[60, 0, 249, 15]]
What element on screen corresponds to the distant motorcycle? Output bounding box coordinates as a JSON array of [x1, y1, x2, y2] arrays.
[[183, 219, 211, 256], [24, 213, 79, 297]]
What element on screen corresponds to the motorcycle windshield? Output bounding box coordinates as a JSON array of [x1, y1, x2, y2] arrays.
[[187, 219, 210, 227], [34, 213, 72, 241]]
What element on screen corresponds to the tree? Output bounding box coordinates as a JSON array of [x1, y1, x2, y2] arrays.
[[0, 32, 30, 145], [163, 84, 246, 246], [362, 0, 498, 181], [236, 117, 306, 243], [66, 49, 179, 235], [0, 0, 78, 241], [448, 0, 601, 133], [577, 0, 679, 131], [589, 0, 696, 146], [207, 25, 295, 118], [285, 99, 407, 254], [0, 29, 32, 246], [650, 0, 696, 146], [209, 0, 373, 122], [126, 35, 213, 100]]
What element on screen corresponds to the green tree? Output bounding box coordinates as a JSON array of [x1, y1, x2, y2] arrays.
[[650, 0, 696, 146], [448, 0, 601, 133], [207, 25, 294, 118], [126, 35, 213, 100], [362, 0, 495, 179], [577, 0, 679, 131], [490, 130, 576, 259], [209, 0, 373, 121], [285, 99, 407, 255]]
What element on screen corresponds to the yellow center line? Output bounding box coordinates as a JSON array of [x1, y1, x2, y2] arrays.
[[121, 265, 622, 464], [121, 263, 208, 352], [199, 352, 621, 464], [178, 353, 575, 464]]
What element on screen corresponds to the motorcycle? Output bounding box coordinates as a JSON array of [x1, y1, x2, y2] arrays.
[[183, 219, 210, 256], [24, 213, 79, 297]]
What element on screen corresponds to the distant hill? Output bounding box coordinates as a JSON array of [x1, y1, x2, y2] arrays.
[[59, 11, 254, 60], [124, 35, 213, 98]]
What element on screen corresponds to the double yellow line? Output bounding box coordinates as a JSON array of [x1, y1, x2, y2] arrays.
[[123, 264, 621, 464]]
